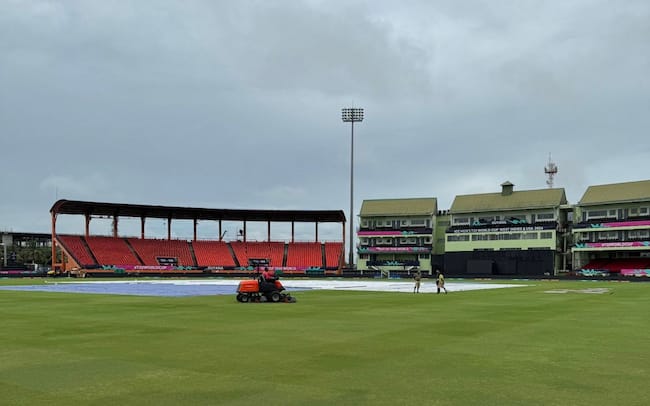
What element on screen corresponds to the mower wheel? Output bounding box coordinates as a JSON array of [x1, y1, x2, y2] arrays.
[[239, 294, 250, 303], [236, 293, 244, 302], [270, 291, 281, 302]]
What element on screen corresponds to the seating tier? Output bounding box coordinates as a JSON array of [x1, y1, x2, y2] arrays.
[[230, 242, 285, 267], [192, 240, 236, 267], [86, 236, 140, 265], [128, 238, 195, 267], [286, 242, 322, 268], [57, 235, 96, 267], [324, 242, 343, 268]]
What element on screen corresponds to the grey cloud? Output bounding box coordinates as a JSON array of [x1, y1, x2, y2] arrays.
[[1, 0, 649, 243]]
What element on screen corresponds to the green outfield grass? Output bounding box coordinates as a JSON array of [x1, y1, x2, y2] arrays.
[[1, 278, 649, 405]]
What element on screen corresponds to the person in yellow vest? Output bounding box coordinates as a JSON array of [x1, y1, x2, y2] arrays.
[[413, 269, 422, 293], [436, 270, 448, 294]]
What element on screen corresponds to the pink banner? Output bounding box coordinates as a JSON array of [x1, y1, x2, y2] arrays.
[[359, 246, 430, 253], [358, 231, 406, 236], [119, 265, 177, 270], [595, 220, 650, 228], [582, 241, 650, 248], [620, 269, 650, 277]]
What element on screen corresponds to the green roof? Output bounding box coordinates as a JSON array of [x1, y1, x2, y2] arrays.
[[360, 198, 437, 217], [451, 187, 567, 213], [579, 179, 650, 206]]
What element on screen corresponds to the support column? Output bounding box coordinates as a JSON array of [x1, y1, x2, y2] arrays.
[[219, 220, 223, 241], [51, 213, 57, 273], [167, 216, 172, 240], [112, 216, 118, 238], [342, 221, 346, 265], [315, 222, 319, 242], [291, 222, 295, 243], [267, 221, 271, 242], [340, 221, 346, 275], [141, 217, 145, 239], [193, 219, 198, 241], [85, 214, 90, 238], [243, 222, 247, 242]]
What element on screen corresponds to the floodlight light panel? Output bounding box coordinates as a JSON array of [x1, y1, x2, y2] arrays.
[[341, 107, 364, 122]]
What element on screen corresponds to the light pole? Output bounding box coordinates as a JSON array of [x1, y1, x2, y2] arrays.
[[342, 107, 364, 268]]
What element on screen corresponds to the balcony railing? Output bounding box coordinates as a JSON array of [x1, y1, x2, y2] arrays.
[[358, 246, 431, 253], [357, 227, 433, 235], [367, 260, 420, 267], [572, 218, 650, 230]]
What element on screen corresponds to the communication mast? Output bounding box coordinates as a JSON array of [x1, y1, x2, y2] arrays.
[[544, 154, 558, 188]]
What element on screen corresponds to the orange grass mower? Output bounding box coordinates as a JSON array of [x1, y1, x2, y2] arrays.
[[236, 278, 297, 303]]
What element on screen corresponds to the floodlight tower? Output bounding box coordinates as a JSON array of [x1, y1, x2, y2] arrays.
[[545, 154, 558, 188], [342, 107, 364, 268], [0, 242, 6, 267]]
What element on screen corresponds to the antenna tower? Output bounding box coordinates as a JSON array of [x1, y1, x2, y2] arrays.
[[544, 154, 558, 188]]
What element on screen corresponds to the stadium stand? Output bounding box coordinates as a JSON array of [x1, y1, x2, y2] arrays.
[[582, 258, 650, 273], [324, 242, 343, 269], [128, 238, 195, 267], [286, 242, 323, 268], [86, 236, 141, 266], [192, 240, 237, 267], [230, 241, 285, 267], [50, 200, 346, 275], [267, 242, 285, 267], [57, 235, 97, 267]]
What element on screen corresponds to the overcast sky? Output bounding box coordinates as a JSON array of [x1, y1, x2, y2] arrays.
[[1, 0, 649, 241]]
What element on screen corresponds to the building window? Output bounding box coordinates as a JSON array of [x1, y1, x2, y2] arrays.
[[472, 234, 489, 241], [587, 210, 607, 219], [522, 232, 538, 239], [629, 207, 649, 217], [628, 230, 650, 239], [447, 235, 470, 242], [411, 219, 426, 225], [453, 217, 470, 225], [540, 232, 553, 239], [597, 231, 618, 241], [587, 210, 616, 220], [536, 213, 555, 221]]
